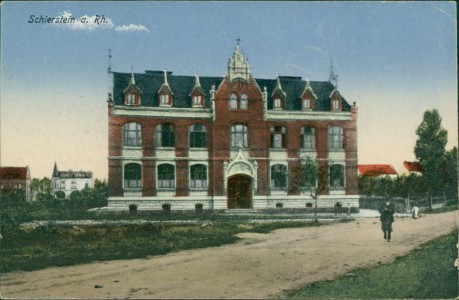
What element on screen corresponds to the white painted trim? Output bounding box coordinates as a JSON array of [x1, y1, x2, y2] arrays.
[[112, 106, 212, 119], [267, 110, 351, 121]]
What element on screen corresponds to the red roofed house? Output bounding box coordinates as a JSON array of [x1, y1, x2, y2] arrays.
[[0, 166, 32, 200], [403, 161, 422, 174], [358, 164, 397, 179]]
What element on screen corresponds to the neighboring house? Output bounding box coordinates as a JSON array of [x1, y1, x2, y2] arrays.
[[0, 166, 32, 200], [358, 164, 397, 179], [107, 42, 359, 211], [403, 161, 422, 174], [52, 163, 94, 197]]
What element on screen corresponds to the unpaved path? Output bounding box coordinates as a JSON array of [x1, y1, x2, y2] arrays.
[[2, 211, 457, 299]]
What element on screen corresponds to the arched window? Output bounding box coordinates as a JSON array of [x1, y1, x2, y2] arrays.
[[124, 163, 142, 188], [231, 124, 248, 148], [190, 164, 207, 188], [330, 164, 344, 189], [158, 164, 175, 188], [240, 94, 248, 110], [122, 122, 142, 147], [301, 126, 315, 150], [328, 126, 343, 150], [271, 164, 287, 190], [155, 124, 175, 147], [270, 126, 286, 148], [229, 93, 238, 110], [189, 124, 207, 148]]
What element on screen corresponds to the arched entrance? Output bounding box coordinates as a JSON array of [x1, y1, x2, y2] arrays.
[[227, 175, 252, 209]]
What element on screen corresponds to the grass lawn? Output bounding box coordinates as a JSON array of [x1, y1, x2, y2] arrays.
[[286, 229, 458, 299], [1, 220, 322, 272]]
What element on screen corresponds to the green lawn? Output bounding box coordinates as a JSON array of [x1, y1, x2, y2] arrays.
[[286, 230, 458, 299]]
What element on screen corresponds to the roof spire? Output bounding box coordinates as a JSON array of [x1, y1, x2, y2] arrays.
[[228, 39, 251, 81], [163, 69, 169, 85], [329, 59, 338, 88], [130, 67, 136, 85], [53, 162, 58, 177], [195, 74, 201, 87]]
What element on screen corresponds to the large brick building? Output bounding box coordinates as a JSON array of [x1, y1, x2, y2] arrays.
[[107, 43, 359, 211]]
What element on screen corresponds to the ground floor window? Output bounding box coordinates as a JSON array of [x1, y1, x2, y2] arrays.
[[271, 164, 287, 190], [158, 164, 175, 188], [190, 164, 207, 188], [124, 163, 142, 188], [330, 164, 344, 188]]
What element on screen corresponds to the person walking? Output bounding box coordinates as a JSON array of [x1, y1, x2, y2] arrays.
[[379, 200, 395, 241]]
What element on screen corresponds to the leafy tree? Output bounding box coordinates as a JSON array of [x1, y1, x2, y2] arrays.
[[414, 109, 448, 209]]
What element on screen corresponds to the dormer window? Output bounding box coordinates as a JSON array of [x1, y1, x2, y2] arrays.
[[303, 98, 311, 110], [192, 95, 203, 107], [160, 94, 171, 106], [330, 90, 342, 111], [333, 99, 340, 111], [126, 93, 136, 105], [273, 98, 283, 109]]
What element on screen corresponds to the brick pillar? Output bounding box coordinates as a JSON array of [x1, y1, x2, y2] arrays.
[[345, 106, 358, 195], [176, 160, 189, 196], [316, 125, 329, 195], [142, 160, 156, 196], [108, 160, 123, 197]]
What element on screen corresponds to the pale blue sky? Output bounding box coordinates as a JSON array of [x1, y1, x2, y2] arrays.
[[1, 1, 457, 179]]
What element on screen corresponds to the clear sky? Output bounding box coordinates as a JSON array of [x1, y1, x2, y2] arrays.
[[1, 1, 457, 180]]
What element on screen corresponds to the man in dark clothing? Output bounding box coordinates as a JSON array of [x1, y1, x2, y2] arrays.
[[379, 200, 395, 241]]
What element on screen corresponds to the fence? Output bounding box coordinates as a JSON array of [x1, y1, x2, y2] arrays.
[[359, 194, 451, 213]]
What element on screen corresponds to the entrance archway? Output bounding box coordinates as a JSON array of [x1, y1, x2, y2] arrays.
[[227, 175, 252, 209]]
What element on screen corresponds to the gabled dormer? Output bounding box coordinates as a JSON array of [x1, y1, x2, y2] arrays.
[[189, 75, 205, 108], [271, 75, 286, 110], [157, 70, 174, 107], [300, 79, 317, 111], [123, 70, 142, 106], [330, 89, 342, 111]]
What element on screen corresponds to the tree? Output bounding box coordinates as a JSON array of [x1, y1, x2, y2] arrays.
[[292, 157, 325, 222], [414, 109, 448, 209]]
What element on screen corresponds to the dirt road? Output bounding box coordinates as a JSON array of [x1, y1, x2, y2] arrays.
[[2, 211, 457, 299]]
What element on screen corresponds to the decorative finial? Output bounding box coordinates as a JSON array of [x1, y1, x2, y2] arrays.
[[195, 74, 201, 87], [130, 67, 135, 85], [236, 37, 241, 45], [163, 69, 169, 85], [329, 59, 338, 88]]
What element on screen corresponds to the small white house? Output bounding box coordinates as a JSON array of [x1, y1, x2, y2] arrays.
[[52, 162, 93, 197]]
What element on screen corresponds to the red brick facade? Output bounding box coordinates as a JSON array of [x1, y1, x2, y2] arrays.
[[107, 44, 359, 211]]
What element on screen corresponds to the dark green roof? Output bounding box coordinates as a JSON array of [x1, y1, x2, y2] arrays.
[[112, 71, 351, 112]]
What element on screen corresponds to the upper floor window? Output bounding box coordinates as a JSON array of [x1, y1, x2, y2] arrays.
[[328, 126, 343, 150], [160, 94, 171, 106], [155, 123, 175, 147], [124, 163, 142, 188], [60, 181, 65, 189], [303, 98, 312, 110], [192, 95, 203, 107], [301, 126, 315, 150], [71, 181, 77, 190], [231, 124, 248, 148], [229, 93, 238, 110], [190, 164, 207, 189], [240, 94, 248, 110], [273, 98, 282, 109], [270, 126, 286, 148], [123, 122, 142, 147], [330, 164, 344, 189], [189, 124, 207, 148], [271, 164, 287, 190], [158, 164, 175, 188]]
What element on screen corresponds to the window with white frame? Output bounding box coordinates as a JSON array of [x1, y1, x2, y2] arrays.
[[126, 93, 136, 105], [190, 164, 207, 188], [332, 99, 340, 110], [328, 126, 343, 150], [124, 163, 142, 188], [160, 94, 171, 106], [240, 94, 248, 110], [303, 98, 311, 110], [189, 124, 207, 148], [301, 126, 316, 149], [192, 95, 203, 107], [158, 164, 175, 188], [231, 124, 248, 148], [71, 181, 77, 190], [156, 123, 175, 147], [271, 164, 287, 190], [330, 164, 344, 189], [229, 93, 238, 110], [123, 122, 142, 147], [270, 126, 286, 148], [273, 98, 282, 109], [60, 181, 65, 189]]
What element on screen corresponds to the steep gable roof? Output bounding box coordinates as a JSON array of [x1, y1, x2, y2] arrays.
[[358, 164, 397, 176]]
